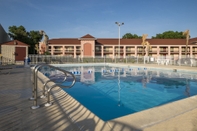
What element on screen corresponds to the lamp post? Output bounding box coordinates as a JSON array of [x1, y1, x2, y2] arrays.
[[115, 22, 124, 58]]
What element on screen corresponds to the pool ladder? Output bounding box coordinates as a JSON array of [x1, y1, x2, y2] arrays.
[[29, 64, 76, 109]]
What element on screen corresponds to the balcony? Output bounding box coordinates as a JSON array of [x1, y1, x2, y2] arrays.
[[103, 50, 113, 53], [170, 50, 179, 53], [95, 49, 102, 52], [181, 50, 186, 52], [126, 50, 135, 53], [76, 50, 81, 53], [65, 50, 74, 53], [160, 50, 168, 52], [149, 50, 157, 53], [115, 50, 124, 53], [53, 49, 62, 53]]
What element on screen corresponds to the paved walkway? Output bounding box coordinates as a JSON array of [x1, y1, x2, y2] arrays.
[[0, 64, 197, 131], [0, 67, 80, 131]]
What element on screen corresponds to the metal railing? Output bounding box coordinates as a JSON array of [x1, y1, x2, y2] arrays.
[[30, 63, 76, 109], [28, 54, 197, 67]]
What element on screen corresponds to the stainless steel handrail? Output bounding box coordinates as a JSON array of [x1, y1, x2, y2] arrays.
[[30, 64, 76, 109], [45, 72, 75, 106], [31, 64, 49, 109], [40, 79, 52, 99], [29, 64, 39, 100]]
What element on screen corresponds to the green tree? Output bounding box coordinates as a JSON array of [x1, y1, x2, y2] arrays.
[[152, 31, 186, 39], [122, 33, 141, 39], [29, 30, 43, 54], [8, 25, 42, 54]]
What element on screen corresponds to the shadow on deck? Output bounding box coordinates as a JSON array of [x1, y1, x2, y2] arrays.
[[0, 67, 143, 131]]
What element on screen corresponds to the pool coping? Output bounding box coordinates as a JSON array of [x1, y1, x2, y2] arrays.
[[108, 95, 197, 130]]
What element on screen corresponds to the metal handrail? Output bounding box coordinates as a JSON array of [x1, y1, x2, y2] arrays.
[[29, 64, 42, 100], [39, 67, 69, 99], [45, 72, 75, 106], [30, 64, 76, 109], [40, 79, 52, 99]]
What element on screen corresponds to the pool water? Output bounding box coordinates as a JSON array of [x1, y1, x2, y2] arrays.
[[55, 66, 197, 121]]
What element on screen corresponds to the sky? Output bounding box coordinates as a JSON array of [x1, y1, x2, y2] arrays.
[[0, 0, 197, 39]]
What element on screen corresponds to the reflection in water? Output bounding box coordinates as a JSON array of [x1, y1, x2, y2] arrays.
[[185, 79, 190, 97], [138, 70, 152, 88], [142, 75, 147, 88], [40, 65, 197, 97], [117, 68, 122, 107], [40, 66, 195, 87], [61, 65, 197, 121]]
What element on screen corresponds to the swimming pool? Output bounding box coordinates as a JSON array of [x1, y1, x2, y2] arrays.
[[47, 64, 197, 121]]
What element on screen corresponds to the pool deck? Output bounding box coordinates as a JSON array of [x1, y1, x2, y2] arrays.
[[0, 64, 197, 131]]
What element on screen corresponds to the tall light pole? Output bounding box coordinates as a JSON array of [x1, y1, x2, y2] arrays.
[[115, 22, 124, 58]]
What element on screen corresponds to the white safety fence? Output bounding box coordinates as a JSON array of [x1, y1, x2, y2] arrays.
[[28, 55, 197, 67]]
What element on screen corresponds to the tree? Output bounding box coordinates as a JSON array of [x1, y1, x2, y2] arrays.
[[8, 25, 42, 54], [29, 30, 43, 54], [122, 33, 141, 39], [152, 31, 186, 39]]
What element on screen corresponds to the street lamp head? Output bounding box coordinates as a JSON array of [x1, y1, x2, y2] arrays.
[[115, 22, 124, 26]]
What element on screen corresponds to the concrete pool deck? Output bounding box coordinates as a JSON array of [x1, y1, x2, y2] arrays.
[[0, 64, 197, 131]]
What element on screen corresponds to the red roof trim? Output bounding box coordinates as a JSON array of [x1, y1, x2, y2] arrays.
[[0, 40, 29, 46]]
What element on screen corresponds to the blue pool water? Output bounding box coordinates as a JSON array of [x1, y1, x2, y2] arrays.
[[45, 65, 197, 121]]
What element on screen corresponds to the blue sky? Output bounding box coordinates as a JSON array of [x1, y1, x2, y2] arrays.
[[0, 0, 197, 39]]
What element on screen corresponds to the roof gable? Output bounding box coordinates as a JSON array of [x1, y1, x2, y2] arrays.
[[81, 34, 95, 38], [1, 40, 29, 46]]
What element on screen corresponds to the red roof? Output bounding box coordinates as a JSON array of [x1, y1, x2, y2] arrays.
[[96, 38, 190, 45], [47, 35, 197, 46], [81, 34, 95, 38], [1, 40, 29, 46], [189, 37, 197, 44], [48, 38, 80, 45], [96, 39, 142, 45]]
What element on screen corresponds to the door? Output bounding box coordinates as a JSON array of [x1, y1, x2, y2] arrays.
[[84, 43, 92, 57], [15, 47, 26, 61]]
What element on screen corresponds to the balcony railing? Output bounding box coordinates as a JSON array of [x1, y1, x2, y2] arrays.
[[115, 50, 124, 53], [53, 48, 62, 50], [149, 50, 157, 53], [95, 50, 102, 52], [126, 50, 135, 53], [76, 50, 81, 53], [103, 50, 113, 53], [170, 50, 179, 53], [53, 50, 62, 53], [160, 50, 168, 52], [65, 50, 74, 53]]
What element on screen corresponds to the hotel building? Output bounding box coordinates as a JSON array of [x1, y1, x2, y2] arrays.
[[47, 34, 197, 59]]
